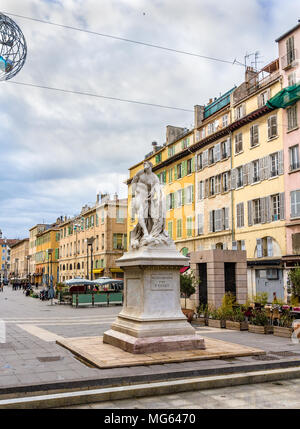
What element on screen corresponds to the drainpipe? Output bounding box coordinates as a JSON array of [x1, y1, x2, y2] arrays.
[[230, 131, 235, 245]]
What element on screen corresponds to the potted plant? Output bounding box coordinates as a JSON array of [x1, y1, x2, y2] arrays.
[[273, 313, 294, 338], [208, 306, 226, 328], [225, 307, 248, 331], [180, 272, 196, 322], [195, 304, 208, 326], [248, 309, 273, 334]]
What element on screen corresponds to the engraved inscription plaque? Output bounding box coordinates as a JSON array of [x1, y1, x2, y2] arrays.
[[150, 274, 173, 291]]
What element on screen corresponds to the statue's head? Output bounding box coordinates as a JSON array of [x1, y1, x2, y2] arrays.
[[143, 161, 153, 172]]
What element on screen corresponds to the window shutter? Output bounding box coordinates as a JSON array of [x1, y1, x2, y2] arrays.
[[163, 171, 166, 184], [256, 238, 262, 258], [267, 117, 271, 139], [248, 200, 253, 226], [215, 143, 221, 162], [234, 108, 237, 120], [224, 207, 229, 230], [231, 168, 236, 190], [171, 193, 175, 208], [279, 192, 285, 220], [203, 150, 208, 167], [174, 165, 178, 180], [267, 237, 273, 257], [278, 150, 284, 175], [191, 185, 194, 203], [113, 234, 117, 249], [264, 156, 270, 180], [266, 88, 271, 100], [260, 197, 266, 223], [209, 211, 213, 232], [241, 202, 244, 227], [232, 241, 237, 250], [266, 196, 271, 223], [243, 163, 249, 186], [191, 156, 195, 173], [257, 94, 262, 108], [205, 179, 209, 198], [241, 240, 246, 251], [242, 103, 246, 117], [182, 188, 185, 206]]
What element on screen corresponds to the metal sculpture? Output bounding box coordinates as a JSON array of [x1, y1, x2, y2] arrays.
[[0, 12, 27, 80]]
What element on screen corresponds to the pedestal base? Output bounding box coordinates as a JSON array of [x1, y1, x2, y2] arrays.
[[103, 329, 205, 354]]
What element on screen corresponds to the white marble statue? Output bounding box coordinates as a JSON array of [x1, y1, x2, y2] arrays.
[[130, 161, 172, 249]]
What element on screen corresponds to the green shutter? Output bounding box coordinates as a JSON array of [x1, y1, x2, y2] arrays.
[[163, 171, 166, 183], [171, 193, 175, 208], [174, 165, 178, 180], [191, 157, 195, 173], [168, 221, 173, 238], [182, 160, 187, 176], [182, 188, 185, 205], [113, 234, 117, 249]]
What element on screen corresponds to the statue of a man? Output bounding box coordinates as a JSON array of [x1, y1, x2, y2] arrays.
[[130, 161, 171, 249]]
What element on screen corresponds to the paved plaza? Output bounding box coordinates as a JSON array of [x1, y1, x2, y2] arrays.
[[1, 285, 300, 409]]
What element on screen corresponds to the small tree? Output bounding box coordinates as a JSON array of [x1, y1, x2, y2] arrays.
[[180, 272, 196, 309], [289, 266, 300, 300]]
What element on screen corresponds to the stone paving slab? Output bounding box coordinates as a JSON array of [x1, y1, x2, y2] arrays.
[[56, 335, 265, 369]]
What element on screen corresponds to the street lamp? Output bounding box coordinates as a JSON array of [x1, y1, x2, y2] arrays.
[[47, 248, 54, 305], [86, 237, 95, 280], [26, 255, 31, 284]]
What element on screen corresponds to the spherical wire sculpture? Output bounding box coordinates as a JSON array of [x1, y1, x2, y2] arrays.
[[0, 12, 27, 81]]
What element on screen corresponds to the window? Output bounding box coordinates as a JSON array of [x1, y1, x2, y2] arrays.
[[270, 152, 279, 177], [167, 221, 173, 239], [167, 193, 175, 210], [287, 104, 298, 131], [222, 114, 228, 128], [177, 189, 183, 207], [182, 138, 190, 149], [268, 115, 277, 139], [207, 122, 216, 135], [197, 153, 203, 170], [198, 181, 204, 200], [177, 219, 182, 238], [155, 153, 162, 164], [201, 128, 206, 138], [286, 35, 295, 65], [288, 72, 296, 86], [291, 190, 300, 218], [271, 194, 280, 221], [186, 217, 193, 237], [113, 233, 125, 250], [168, 145, 175, 157], [253, 160, 260, 183], [215, 174, 221, 194], [177, 163, 182, 179], [222, 172, 229, 192], [250, 124, 259, 147], [236, 167, 243, 188], [289, 145, 300, 171], [221, 140, 230, 159], [209, 208, 229, 232], [235, 103, 246, 119], [116, 207, 125, 223], [209, 177, 215, 196], [209, 147, 215, 165], [187, 158, 192, 175], [235, 133, 243, 154], [253, 199, 261, 224], [168, 168, 174, 183], [197, 213, 203, 235], [236, 202, 244, 228], [185, 186, 193, 204]]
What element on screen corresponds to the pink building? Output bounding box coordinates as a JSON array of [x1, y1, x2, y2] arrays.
[[276, 23, 300, 276]]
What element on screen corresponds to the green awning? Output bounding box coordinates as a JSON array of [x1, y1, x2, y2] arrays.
[[266, 82, 300, 109]]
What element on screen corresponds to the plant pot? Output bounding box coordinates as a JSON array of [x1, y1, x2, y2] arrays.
[[208, 319, 226, 328], [273, 326, 293, 338], [225, 320, 248, 331], [182, 308, 195, 323], [248, 324, 273, 335], [193, 316, 206, 326]]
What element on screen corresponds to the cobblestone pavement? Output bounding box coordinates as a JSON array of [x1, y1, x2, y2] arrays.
[[62, 379, 300, 409], [1, 285, 300, 390]]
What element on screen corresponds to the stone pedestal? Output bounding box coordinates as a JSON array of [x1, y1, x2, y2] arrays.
[[103, 245, 205, 354]]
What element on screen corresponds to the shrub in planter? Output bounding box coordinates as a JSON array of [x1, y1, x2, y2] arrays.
[[208, 307, 226, 328], [196, 304, 209, 325], [249, 309, 273, 334], [225, 307, 248, 331], [273, 313, 294, 338]]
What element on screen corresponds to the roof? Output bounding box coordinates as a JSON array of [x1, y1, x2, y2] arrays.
[[9, 238, 29, 248], [0, 239, 20, 246], [275, 23, 300, 42], [204, 87, 236, 119]]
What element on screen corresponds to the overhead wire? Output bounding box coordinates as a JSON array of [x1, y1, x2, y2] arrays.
[[3, 11, 246, 67]]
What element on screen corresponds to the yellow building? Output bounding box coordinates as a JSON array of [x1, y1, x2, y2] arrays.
[[35, 225, 60, 286]]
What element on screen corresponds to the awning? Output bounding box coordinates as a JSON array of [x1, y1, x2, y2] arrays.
[[267, 82, 300, 109], [93, 268, 104, 274], [180, 266, 190, 274], [110, 268, 124, 273]]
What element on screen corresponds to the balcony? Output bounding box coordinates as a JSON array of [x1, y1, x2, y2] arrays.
[[281, 49, 297, 70]]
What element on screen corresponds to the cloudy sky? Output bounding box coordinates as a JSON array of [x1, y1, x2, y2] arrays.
[[0, 0, 298, 238]]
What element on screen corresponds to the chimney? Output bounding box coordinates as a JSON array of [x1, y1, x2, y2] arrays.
[[209, 98, 213, 104], [152, 141, 158, 152], [194, 105, 205, 129], [96, 193, 100, 204], [245, 66, 257, 86]]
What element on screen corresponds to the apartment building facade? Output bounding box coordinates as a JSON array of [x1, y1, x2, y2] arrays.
[[0, 231, 19, 282], [34, 226, 60, 286], [126, 22, 300, 305], [10, 238, 29, 279], [58, 193, 127, 282]]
